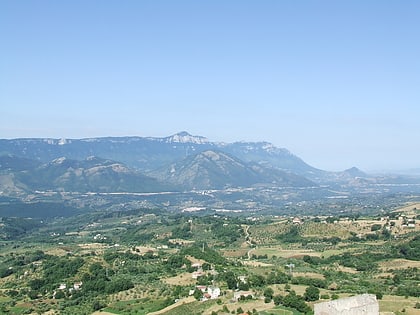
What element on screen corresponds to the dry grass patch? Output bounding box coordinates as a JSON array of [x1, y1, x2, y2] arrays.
[[204, 299, 275, 315], [379, 295, 420, 315], [301, 222, 352, 238], [393, 202, 420, 215], [78, 242, 109, 250], [222, 248, 248, 258], [45, 247, 73, 256], [293, 272, 325, 279], [256, 248, 318, 259], [242, 260, 273, 267], [380, 259, 420, 270], [337, 265, 359, 274], [185, 255, 206, 265], [163, 272, 196, 286], [133, 245, 158, 253]]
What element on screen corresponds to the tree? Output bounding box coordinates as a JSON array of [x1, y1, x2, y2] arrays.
[[371, 224, 382, 232], [263, 287, 274, 300], [304, 285, 320, 301], [224, 271, 237, 290], [249, 274, 265, 287], [193, 289, 202, 300], [273, 294, 283, 305], [238, 281, 249, 291], [92, 300, 105, 311], [282, 291, 311, 313], [55, 290, 65, 299]]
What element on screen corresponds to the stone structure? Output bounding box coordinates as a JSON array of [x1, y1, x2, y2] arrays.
[[314, 294, 379, 315]]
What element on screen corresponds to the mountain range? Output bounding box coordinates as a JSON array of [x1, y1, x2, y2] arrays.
[[1, 132, 418, 195], [0, 132, 320, 176]]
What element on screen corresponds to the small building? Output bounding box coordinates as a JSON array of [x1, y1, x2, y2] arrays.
[[192, 270, 204, 279], [196, 285, 207, 292], [207, 286, 221, 299], [314, 294, 379, 315], [292, 217, 303, 225], [238, 275, 247, 283], [73, 281, 83, 290]]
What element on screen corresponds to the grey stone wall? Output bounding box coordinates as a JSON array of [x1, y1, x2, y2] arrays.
[[314, 294, 379, 315]]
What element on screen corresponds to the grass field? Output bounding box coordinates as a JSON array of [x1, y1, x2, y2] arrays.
[[103, 297, 175, 315], [163, 272, 196, 286], [379, 295, 420, 315]]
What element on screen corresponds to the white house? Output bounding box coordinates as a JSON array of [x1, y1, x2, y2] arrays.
[[73, 281, 83, 290], [207, 286, 221, 299], [192, 270, 204, 279]]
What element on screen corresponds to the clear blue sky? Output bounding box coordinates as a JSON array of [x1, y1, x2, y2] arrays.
[[1, 1, 419, 171]]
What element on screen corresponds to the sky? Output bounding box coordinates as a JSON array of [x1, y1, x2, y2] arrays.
[[1, 1, 419, 172]]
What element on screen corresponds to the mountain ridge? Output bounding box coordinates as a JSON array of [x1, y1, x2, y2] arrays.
[[0, 156, 171, 194], [149, 149, 315, 190], [0, 132, 321, 176]]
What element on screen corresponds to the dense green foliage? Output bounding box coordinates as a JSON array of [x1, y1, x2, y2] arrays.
[[398, 235, 420, 260], [180, 244, 227, 265], [0, 204, 418, 314], [0, 217, 44, 239]]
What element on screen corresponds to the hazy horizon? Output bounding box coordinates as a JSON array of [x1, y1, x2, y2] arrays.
[[1, 1, 419, 172]]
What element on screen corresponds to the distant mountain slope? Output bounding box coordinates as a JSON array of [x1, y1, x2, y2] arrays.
[[149, 150, 315, 190], [221, 141, 325, 177], [343, 167, 369, 178], [247, 163, 315, 187], [1, 156, 170, 193], [0, 132, 215, 171], [0, 155, 41, 171]]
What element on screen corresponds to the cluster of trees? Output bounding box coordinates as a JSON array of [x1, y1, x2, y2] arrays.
[[398, 235, 420, 260], [210, 221, 243, 243], [81, 263, 134, 295], [328, 252, 380, 272], [271, 290, 312, 313], [169, 216, 245, 244], [180, 244, 227, 265], [0, 217, 44, 240], [276, 225, 302, 243]]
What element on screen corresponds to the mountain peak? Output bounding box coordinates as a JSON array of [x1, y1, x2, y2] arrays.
[[344, 167, 368, 177], [165, 131, 210, 144]]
